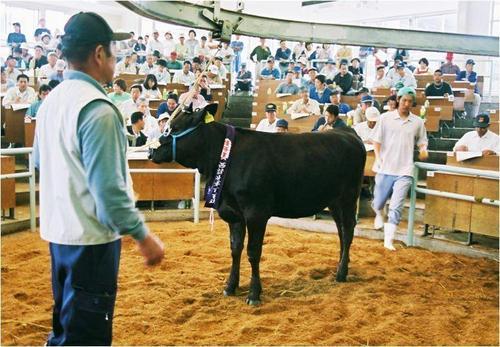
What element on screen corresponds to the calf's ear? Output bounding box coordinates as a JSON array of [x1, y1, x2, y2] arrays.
[[192, 103, 219, 125]]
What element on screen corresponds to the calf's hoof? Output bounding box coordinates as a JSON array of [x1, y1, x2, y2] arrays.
[[335, 273, 347, 282], [246, 298, 261, 306], [223, 288, 236, 297]]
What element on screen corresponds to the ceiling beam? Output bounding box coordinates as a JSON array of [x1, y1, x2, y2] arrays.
[[117, 0, 499, 57]]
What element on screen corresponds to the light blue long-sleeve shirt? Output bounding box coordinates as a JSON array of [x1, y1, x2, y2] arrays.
[[34, 70, 148, 241]]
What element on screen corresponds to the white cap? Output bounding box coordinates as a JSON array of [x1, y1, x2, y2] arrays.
[[157, 113, 170, 123], [20, 42, 29, 50], [55, 59, 66, 71], [365, 106, 380, 121]]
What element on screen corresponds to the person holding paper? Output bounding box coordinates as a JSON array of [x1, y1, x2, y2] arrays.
[[372, 87, 428, 251], [275, 70, 299, 95], [287, 86, 321, 118], [453, 113, 499, 156], [2, 74, 36, 107]]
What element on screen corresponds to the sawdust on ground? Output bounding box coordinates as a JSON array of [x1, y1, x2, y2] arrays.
[[1, 221, 498, 345]]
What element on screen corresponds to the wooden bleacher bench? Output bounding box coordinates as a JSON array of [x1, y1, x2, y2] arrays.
[[1, 155, 16, 218]]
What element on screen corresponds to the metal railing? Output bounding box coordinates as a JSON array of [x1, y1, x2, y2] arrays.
[[407, 162, 500, 246], [0, 147, 36, 232], [128, 168, 201, 223]]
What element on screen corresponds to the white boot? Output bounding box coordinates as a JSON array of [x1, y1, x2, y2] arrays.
[[384, 223, 397, 251], [373, 209, 384, 230]]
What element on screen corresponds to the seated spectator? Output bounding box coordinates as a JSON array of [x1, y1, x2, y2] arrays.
[[372, 65, 391, 89], [166, 51, 183, 70], [287, 86, 321, 117], [34, 18, 51, 41], [25, 84, 52, 118], [198, 35, 210, 58], [348, 94, 374, 125], [301, 67, 317, 90], [392, 63, 417, 88], [48, 59, 66, 83], [1, 67, 15, 93], [386, 55, 411, 82], [185, 30, 200, 59], [48, 79, 60, 89], [312, 104, 346, 132], [179, 84, 208, 109], [115, 54, 137, 75], [425, 69, 453, 97], [4, 56, 21, 82], [142, 74, 162, 99], [235, 62, 252, 92], [173, 61, 195, 85], [157, 93, 178, 116], [107, 79, 131, 106], [453, 114, 499, 155], [309, 75, 332, 103], [357, 87, 381, 110], [384, 94, 398, 112], [2, 74, 36, 107], [40, 33, 52, 52], [414, 58, 432, 75], [139, 54, 156, 75], [147, 30, 164, 56], [192, 57, 202, 72], [29, 45, 48, 69], [275, 70, 299, 95], [457, 59, 481, 118], [207, 65, 222, 84], [12, 47, 27, 69], [127, 112, 148, 147], [175, 33, 188, 60], [133, 36, 147, 64], [39, 52, 58, 79], [440, 52, 460, 75], [136, 97, 159, 137], [7, 22, 26, 48], [354, 106, 379, 143], [333, 62, 353, 95], [198, 74, 212, 101], [151, 50, 161, 64], [118, 84, 143, 124], [214, 56, 228, 81], [260, 57, 281, 80], [320, 60, 337, 84], [292, 66, 302, 86], [154, 59, 171, 84], [256, 103, 280, 132], [276, 119, 288, 133], [349, 57, 364, 89], [20, 43, 32, 67], [328, 89, 351, 114]]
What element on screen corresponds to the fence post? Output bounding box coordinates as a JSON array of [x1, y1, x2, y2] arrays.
[[407, 165, 419, 246], [194, 170, 200, 223]]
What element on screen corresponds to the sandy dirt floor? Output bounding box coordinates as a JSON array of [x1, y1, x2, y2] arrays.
[[2, 221, 498, 346]]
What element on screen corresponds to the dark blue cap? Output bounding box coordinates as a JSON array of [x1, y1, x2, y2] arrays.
[[361, 95, 374, 103], [276, 119, 288, 128], [473, 113, 490, 128]]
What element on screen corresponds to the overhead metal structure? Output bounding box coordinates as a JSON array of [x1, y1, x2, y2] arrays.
[[118, 0, 499, 57]]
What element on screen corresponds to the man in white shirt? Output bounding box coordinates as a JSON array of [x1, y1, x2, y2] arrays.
[[115, 54, 137, 75], [453, 114, 499, 155], [214, 56, 227, 80], [175, 33, 188, 60], [136, 96, 159, 138], [179, 85, 208, 110], [391, 63, 417, 89], [39, 52, 58, 79], [163, 32, 175, 57], [4, 56, 21, 82], [320, 60, 337, 83], [354, 106, 379, 143], [154, 59, 171, 84], [118, 84, 142, 124], [372, 87, 428, 251], [287, 86, 321, 117], [138, 54, 156, 75], [256, 103, 280, 133], [2, 74, 37, 107], [173, 61, 195, 85], [386, 56, 411, 82], [146, 30, 163, 55], [372, 65, 391, 90]]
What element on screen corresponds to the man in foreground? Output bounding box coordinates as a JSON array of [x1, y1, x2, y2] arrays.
[[33, 12, 164, 345]]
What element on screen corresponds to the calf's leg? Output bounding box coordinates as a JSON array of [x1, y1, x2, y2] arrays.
[[224, 221, 246, 296], [336, 193, 358, 282], [245, 217, 267, 306]]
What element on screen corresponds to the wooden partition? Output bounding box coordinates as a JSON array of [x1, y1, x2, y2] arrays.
[[2, 108, 28, 145], [128, 159, 195, 201], [446, 155, 499, 171], [1, 156, 16, 215], [415, 74, 456, 88]]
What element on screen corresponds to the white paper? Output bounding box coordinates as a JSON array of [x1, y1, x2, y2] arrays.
[[456, 151, 483, 162], [276, 93, 292, 98], [291, 113, 309, 120], [127, 151, 149, 160], [11, 103, 30, 111], [208, 84, 224, 89]]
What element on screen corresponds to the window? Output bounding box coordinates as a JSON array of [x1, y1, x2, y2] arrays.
[[45, 10, 70, 37], [491, 0, 500, 35]]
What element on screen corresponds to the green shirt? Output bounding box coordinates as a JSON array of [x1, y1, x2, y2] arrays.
[[166, 60, 182, 70], [250, 46, 271, 63], [26, 99, 42, 117], [107, 91, 131, 105]]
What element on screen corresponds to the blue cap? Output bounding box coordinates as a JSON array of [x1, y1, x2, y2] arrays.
[[396, 62, 405, 69], [361, 95, 373, 103], [293, 66, 301, 72], [276, 119, 288, 128]]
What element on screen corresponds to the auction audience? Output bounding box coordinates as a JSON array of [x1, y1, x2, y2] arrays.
[[107, 79, 131, 106], [256, 103, 280, 132], [287, 86, 321, 117], [414, 58, 432, 75], [275, 70, 299, 95], [424, 70, 453, 97], [309, 75, 332, 103], [354, 106, 379, 143], [453, 113, 499, 155], [333, 62, 353, 95], [2, 74, 36, 107], [142, 74, 162, 99], [173, 61, 195, 85], [312, 104, 346, 132], [127, 111, 148, 147], [25, 84, 52, 118], [260, 57, 281, 80]]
